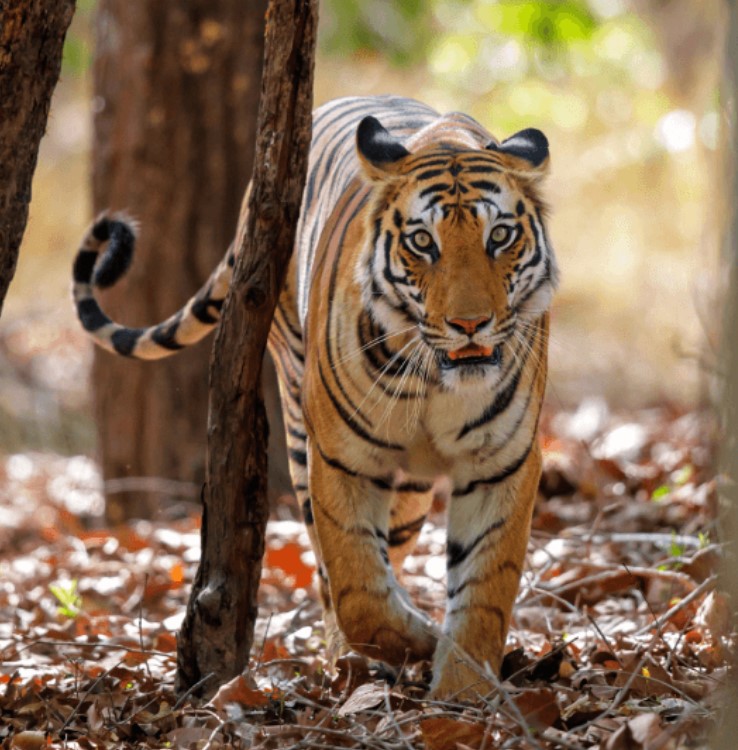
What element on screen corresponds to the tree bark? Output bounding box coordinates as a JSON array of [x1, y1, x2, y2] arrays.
[[0, 0, 76, 317], [92, 0, 266, 522], [176, 0, 317, 696]]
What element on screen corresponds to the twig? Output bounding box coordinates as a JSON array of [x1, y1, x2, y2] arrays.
[[25, 638, 172, 658], [521, 564, 697, 612], [596, 652, 648, 725], [173, 671, 217, 710], [540, 727, 588, 750], [481, 673, 546, 750], [255, 611, 273, 672], [202, 719, 227, 750], [633, 574, 718, 636], [564, 531, 714, 550], [139, 573, 152, 679], [383, 682, 414, 750], [59, 658, 125, 734]]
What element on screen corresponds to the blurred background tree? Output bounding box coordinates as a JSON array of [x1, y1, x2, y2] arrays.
[[89, 0, 266, 522], [0, 0, 727, 519]]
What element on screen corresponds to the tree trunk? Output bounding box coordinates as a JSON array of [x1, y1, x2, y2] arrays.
[[92, 0, 266, 522], [176, 0, 317, 696], [0, 0, 76, 316]]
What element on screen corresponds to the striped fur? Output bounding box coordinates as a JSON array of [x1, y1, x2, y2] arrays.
[[72, 95, 558, 700]]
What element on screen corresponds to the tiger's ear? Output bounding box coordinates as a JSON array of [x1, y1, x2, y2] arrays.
[[356, 116, 411, 181], [486, 128, 549, 176]]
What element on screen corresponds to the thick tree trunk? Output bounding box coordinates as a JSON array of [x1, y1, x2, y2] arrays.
[[0, 0, 76, 316], [176, 0, 317, 696], [92, 0, 266, 522]]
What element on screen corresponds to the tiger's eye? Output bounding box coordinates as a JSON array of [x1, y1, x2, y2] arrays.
[[411, 230, 433, 249], [491, 226, 511, 244]]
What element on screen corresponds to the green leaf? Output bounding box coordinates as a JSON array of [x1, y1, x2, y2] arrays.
[[651, 485, 670, 502], [49, 580, 82, 619], [669, 532, 685, 559]]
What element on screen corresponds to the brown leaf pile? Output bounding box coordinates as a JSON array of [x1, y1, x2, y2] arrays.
[[0, 403, 732, 749]]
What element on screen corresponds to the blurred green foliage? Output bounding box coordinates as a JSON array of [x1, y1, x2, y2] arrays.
[[319, 0, 601, 68], [317, 0, 669, 135], [61, 0, 96, 77]]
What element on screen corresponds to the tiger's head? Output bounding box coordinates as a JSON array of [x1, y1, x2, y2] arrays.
[[355, 115, 559, 389]]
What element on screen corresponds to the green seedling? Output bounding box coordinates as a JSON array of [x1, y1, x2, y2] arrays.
[[49, 579, 82, 618]]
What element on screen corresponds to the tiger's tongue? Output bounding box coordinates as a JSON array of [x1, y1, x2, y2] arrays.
[[447, 343, 494, 361]]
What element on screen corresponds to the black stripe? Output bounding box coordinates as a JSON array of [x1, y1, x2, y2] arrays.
[[288, 426, 307, 441], [73, 251, 98, 283], [388, 515, 426, 546], [457, 358, 527, 439], [318, 362, 403, 451], [77, 298, 109, 332], [92, 222, 135, 288], [517, 213, 543, 274], [447, 517, 507, 568], [395, 480, 432, 493], [313, 440, 392, 490], [191, 288, 223, 324], [383, 229, 411, 286], [418, 183, 452, 198], [416, 168, 445, 181], [151, 314, 185, 350], [289, 448, 307, 466], [111, 328, 144, 357], [469, 180, 501, 193], [452, 442, 534, 497], [459, 164, 501, 174], [91, 217, 111, 242]]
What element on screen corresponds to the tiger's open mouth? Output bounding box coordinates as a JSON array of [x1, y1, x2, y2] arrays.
[[439, 343, 502, 369]]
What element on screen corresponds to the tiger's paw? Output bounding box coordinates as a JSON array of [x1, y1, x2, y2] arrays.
[[428, 638, 497, 702], [336, 590, 438, 666]]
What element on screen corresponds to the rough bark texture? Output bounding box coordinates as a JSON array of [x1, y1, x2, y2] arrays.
[[176, 0, 317, 696], [0, 0, 76, 316], [92, 0, 266, 522]]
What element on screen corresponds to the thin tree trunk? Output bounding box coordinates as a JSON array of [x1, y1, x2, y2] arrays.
[[0, 0, 76, 316], [176, 0, 317, 696], [92, 0, 266, 522]]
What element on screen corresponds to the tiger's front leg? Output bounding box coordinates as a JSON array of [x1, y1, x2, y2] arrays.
[[308, 449, 437, 665], [430, 446, 541, 700]]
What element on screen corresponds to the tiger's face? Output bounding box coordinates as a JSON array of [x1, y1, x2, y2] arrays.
[[356, 117, 558, 389]]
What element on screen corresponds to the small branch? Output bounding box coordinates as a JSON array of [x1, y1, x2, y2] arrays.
[[634, 574, 718, 636]]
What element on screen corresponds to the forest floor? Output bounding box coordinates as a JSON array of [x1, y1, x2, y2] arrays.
[[0, 403, 732, 749]]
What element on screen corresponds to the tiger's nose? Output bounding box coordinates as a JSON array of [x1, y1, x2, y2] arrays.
[[446, 315, 492, 335]]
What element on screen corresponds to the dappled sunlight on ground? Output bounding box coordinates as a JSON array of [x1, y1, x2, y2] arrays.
[[0, 406, 726, 747]]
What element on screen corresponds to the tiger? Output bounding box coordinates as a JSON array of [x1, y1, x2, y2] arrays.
[[72, 95, 558, 700]]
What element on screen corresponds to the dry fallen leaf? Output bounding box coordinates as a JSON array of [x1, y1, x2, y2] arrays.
[[419, 716, 487, 750], [9, 731, 48, 750], [209, 674, 269, 711], [628, 712, 663, 747], [514, 688, 560, 730], [337, 682, 388, 716], [695, 591, 732, 641]]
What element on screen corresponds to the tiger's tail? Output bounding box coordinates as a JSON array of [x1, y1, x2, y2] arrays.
[[72, 212, 235, 359]]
